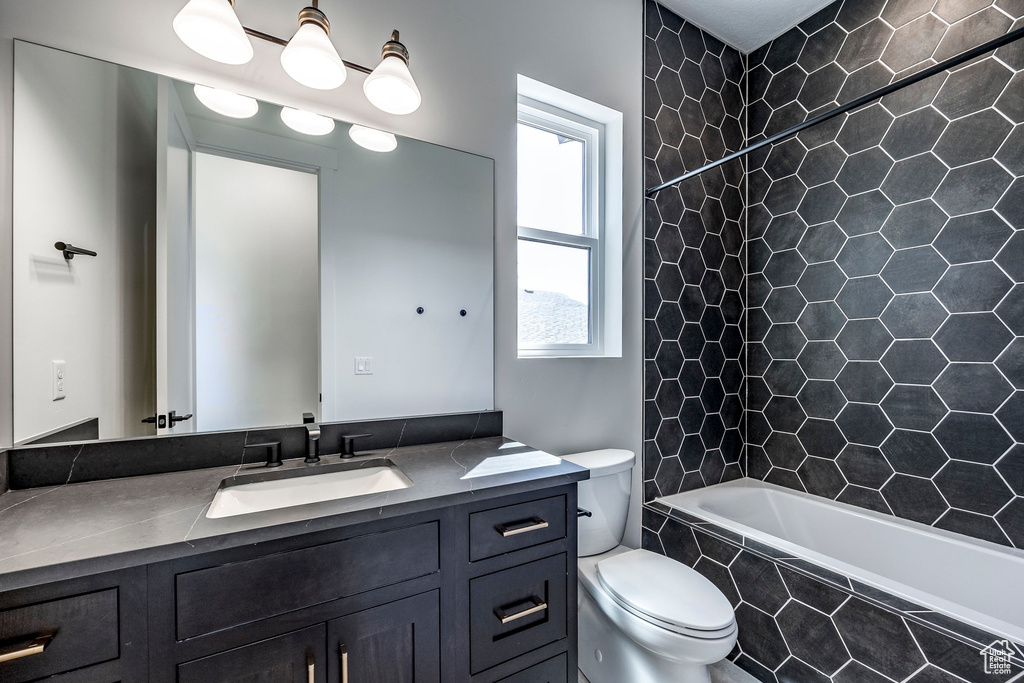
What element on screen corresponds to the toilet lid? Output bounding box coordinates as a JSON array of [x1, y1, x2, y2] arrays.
[[597, 549, 735, 633]]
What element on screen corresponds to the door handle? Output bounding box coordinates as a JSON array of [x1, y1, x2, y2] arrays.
[[169, 410, 193, 425], [0, 632, 54, 663], [141, 414, 167, 428], [340, 644, 348, 683]]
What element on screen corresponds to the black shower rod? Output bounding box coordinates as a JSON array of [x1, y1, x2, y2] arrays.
[[645, 24, 1024, 197]]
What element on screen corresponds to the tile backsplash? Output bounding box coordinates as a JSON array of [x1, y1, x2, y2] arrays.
[[4, 411, 502, 490]]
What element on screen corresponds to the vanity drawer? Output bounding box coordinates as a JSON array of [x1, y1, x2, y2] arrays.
[[469, 554, 567, 674], [176, 522, 439, 639], [0, 588, 119, 683], [498, 653, 568, 682], [469, 495, 567, 561]]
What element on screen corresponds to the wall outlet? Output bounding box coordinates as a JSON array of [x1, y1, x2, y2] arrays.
[[354, 357, 373, 375], [52, 360, 66, 401]]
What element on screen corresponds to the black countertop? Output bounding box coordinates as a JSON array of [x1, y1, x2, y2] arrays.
[[0, 437, 588, 592]]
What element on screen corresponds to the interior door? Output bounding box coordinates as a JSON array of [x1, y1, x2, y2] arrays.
[[327, 591, 441, 682], [155, 77, 197, 434]]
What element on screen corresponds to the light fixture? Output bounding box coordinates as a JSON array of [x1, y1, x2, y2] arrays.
[[349, 124, 398, 152], [172, 0, 253, 65], [280, 5, 347, 90], [193, 84, 259, 118], [363, 31, 422, 115], [172, 1, 423, 114], [281, 107, 336, 135]]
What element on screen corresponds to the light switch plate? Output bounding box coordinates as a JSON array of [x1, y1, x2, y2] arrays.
[[355, 356, 373, 375], [52, 360, 66, 400]]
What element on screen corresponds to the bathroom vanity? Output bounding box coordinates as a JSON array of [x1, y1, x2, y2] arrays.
[[0, 436, 586, 682], [0, 34, 585, 683]]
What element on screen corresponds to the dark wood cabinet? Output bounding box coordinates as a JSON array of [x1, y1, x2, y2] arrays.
[[468, 495, 567, 561], [174, 522, 439, 639], [0, 483, 577, 683], [0, 568, 146, 683], [469, 554, 568, 674], [0, 588, 119, 683], [327, 590, 440, 683], [177, 624, 326, 683], [497, 653, 568, 683]]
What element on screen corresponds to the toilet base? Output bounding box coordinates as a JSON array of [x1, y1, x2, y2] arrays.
[[578, 583, 717, 683]]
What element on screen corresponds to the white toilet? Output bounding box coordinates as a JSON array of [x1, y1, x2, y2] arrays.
[[562, 450, 737, 683]]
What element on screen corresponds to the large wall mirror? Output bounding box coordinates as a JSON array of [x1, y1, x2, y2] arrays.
[[13, 41, 495, 446]]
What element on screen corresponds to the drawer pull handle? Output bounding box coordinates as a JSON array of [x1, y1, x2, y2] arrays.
[[0, 632, 54, 664], [340, 644, 349, 683], [495, 596, 548, 624], [496, 517, 549, 537], [307, 651, 314, 683]]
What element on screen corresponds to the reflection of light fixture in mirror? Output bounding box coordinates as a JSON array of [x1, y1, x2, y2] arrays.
[[348, 124, 397, 152], [280, 6, 347, 90], [193, 84, 259, 118], [281, 107, 335, 136], [173, 0, 253, 65], [363, 31, 422, 115]]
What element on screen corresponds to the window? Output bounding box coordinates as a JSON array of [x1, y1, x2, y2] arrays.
[[517, 77, 622, 358]]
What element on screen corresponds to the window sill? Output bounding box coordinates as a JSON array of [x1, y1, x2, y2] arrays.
[[517, 351, 622, 360]]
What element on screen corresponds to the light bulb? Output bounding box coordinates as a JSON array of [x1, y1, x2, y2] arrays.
[[172, 0, 253, 65], [280, 8, 347, 90], [193, 84, 259, 118], [281, 107, 336, 136], [364, 54, 421, 115], [349, 124, 398, 152]]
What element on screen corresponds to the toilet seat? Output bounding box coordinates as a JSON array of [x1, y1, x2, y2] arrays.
[[596, 549, 736, 640]]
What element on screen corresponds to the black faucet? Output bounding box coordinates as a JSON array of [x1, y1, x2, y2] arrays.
[[305, 423, 321, 463], [245, 441, 282, 468], [340, 433, 372, 458]]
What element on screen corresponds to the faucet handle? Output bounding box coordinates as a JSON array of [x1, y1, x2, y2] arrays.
[[245, 441, 282, 468], [340, 433, 373, 459], [305, 425, 322, 464]]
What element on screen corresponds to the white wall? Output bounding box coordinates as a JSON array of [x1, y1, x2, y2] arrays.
[[194, 152, 319, 431], [321, 134, 494, 421], [12, 41, 156, 443], [0, 0, 643, 540], [179, 103, 495, 424]]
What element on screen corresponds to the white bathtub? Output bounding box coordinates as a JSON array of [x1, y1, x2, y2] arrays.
[[658, 479, 1024, 646]]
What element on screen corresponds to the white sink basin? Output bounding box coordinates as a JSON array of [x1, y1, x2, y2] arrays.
[[207, 461, 413, 519]]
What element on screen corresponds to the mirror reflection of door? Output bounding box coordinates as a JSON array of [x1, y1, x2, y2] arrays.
[[157, 77, 197, 435], [193, 153, 319, 433]]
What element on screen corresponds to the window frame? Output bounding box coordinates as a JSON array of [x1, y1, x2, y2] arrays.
[[517, 97, 606, 357]]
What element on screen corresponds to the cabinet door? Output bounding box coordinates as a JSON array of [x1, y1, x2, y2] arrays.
[[177, 624, 326, 683], [327, 591, 440, 683]]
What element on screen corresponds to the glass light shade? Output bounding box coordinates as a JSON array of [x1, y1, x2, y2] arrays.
[[363, 55, 421, 115], [349, 124, 398, 152], [172, 0, 253, 65], [280, 107, 336, 136], [193, 85, 259, 118], [280, 23, 347, 90]]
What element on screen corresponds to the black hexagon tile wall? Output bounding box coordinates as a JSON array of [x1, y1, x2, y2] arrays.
[[643, 0, 1024, 548]]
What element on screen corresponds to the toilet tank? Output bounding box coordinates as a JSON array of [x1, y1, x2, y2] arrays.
[[561, 450, 635, 557]]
